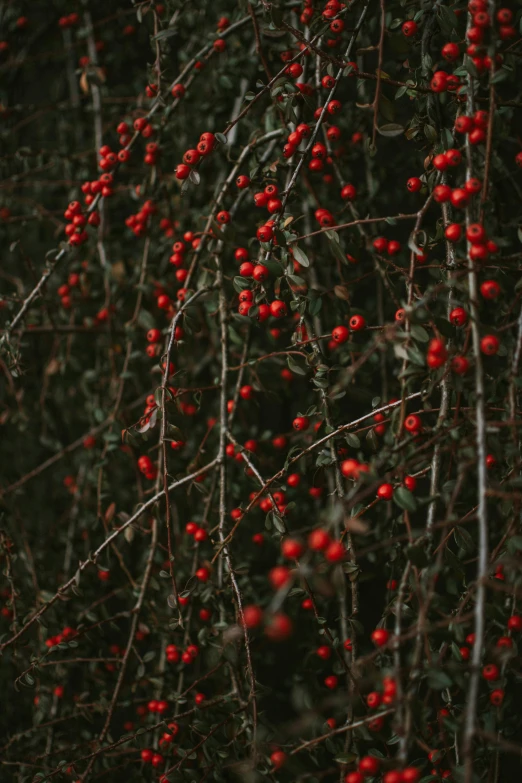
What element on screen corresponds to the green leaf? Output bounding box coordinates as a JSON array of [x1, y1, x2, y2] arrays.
[[410, 325, 430, 343], [424, 124, 438, 142], [326, 232, 347, 265], [292, 245, 310, 267], [153, 27, 178, 41], [394, 486, 418, 512], [287, 356, 307, 376], [345, 433, 360, 448], [438, 5, 458, 33], [335, 753, 357, 764], [426, 669, 452, 690], [233, 276, 251, 292], [377, 124, 404, 137]]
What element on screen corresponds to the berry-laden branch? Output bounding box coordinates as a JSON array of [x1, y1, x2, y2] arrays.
[[0, 1, 521, 782]]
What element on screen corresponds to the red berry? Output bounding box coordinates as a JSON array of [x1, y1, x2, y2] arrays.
[[332, 325, 350, 343], [490, 688, 504, 706], [366, 691, 382, 709], [324, 675, 338, 689], [377, 483, 393, 501], [442, 42, 460, 61], [373, 237, 388, 254], [265, 612, 293, 641], [482, 663, 500, 681], [452, 355, 469, 375], [243, 605, 264, 628], [359, 756, 380, 776], [176, 164, 191, 180], [480, 280, 500, 300], [434, 184, 452, 203], [281, 537, 304, 559], [445, 223, 462, 242], [239, 384, 254, 400], [449, 306, 467, 326], [341, 183, 357, 201], [404, 475, 417, 491], [350, 315, 365, 331], [345, 774, 364, 783], [480, 335, 499, 355], [270, 300, 287, 318], [325, 540, 346, 562], [371, 628, 389, 647], [270, 750, 287, 769], [308, 528, 331, 551], [402, 20, 418, 36], [293, 416, 310, 431], [407, 177, 422, 192], [402, 769, 421, 783]]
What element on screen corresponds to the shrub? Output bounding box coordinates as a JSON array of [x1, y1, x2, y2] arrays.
[[1, 1, 522, 782]]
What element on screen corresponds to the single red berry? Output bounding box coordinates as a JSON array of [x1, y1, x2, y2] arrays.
[[383, 773, 403, 783], [281, 538, 304, 559], [171, 83, 185, 99], [270, 750, 287, 769], [308, 528, 331, 551], [452, 355, 469, 375], [482, 663, 500, 681], [455, 115, 474, 133], [341, 183, 357, 201], [480, 280, 500, 300], [293, 416, 310, 431], [480, 335, 499, 355], [359, 756, 380, 776], [402, 769, 421, 783], [407, 177, 422, 192], [490, 688, 505, 706], [442, 42, 460, 61], [402, 20, 418, 36], [332, 325, 350, 343], [325, 540, 346, 562], [265, 612, 293, 641], [270, 300, 287, 318], [377, 483, 393, 501], [373, 237, 389, 254], [175, 163, 191, 180], [243, 605, 264, 628], [450, 188, 469, 208], [324, 675, 338, 689], [257, 225, 273, 243], [371, 628, 389, 647], [366, 691, 382, 709], [449, 306, 467, 326], [345, 774, 364, 783], [349, 315, 365, 331], [434, 184, 452, 203], [404, 475, 417, 491], [239, 384, 254, 400], [253, 264, 269, 282], [445, 223, 462, 242], [508, 615, 522, 632]]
